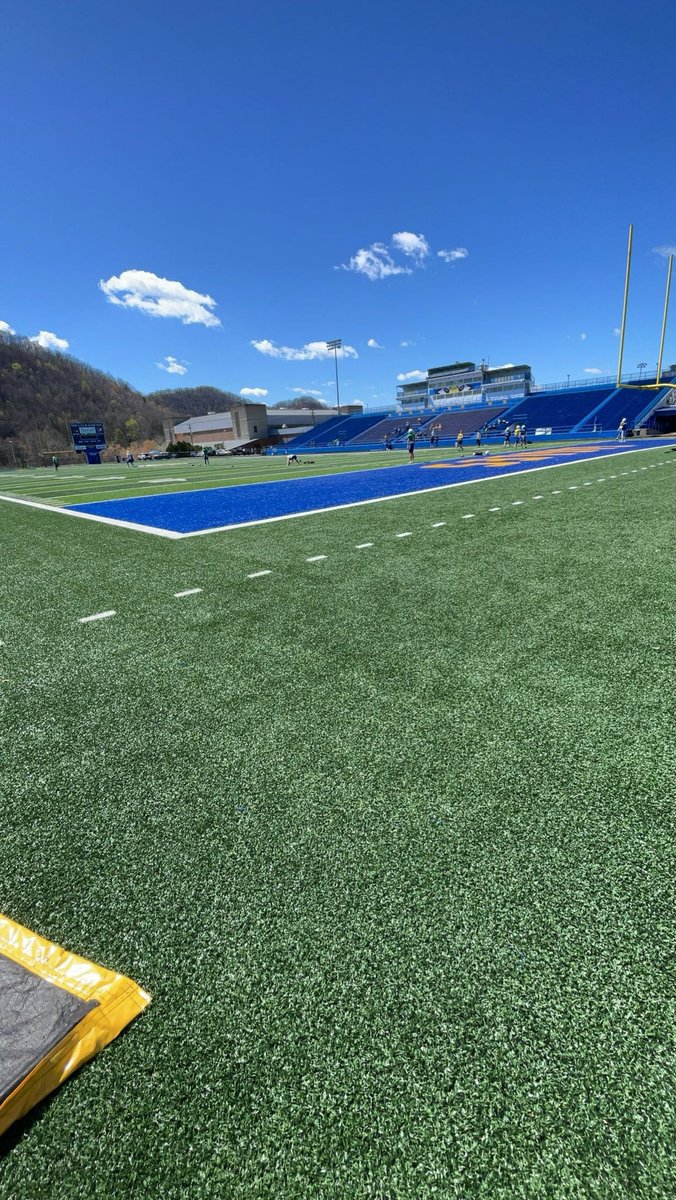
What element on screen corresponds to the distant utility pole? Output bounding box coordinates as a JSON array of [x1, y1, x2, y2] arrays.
[[326, 339, 342, 414]]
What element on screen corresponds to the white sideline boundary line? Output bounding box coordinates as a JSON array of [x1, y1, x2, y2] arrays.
[[0, 493, 182, 538], [0, 443, 672, 540]]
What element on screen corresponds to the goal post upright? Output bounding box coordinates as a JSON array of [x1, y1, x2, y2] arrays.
[[616, 223, 633, 387], [655, 253, 673, 387]]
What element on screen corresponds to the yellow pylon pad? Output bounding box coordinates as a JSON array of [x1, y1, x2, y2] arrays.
[[0, 914, 150, 1137]]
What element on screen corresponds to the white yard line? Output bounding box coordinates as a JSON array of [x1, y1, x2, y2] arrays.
[[247, 569, 272, 578], [511, 500, 525, 506], [461, 513, 475, 519], [395, 532, 413, 538], [356, 542, 374, 548], [431, 521, 446, 527], [306, 554, 328, 561], [79, 610, 116, 624], [174, 588, 203, 598]]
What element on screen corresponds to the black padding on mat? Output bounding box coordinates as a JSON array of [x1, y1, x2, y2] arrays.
[[0, 950, 97, 1104]]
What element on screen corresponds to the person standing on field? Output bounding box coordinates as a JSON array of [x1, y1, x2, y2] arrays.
[[456, 429, 464, 454], [52, 455, 59, 471], [406, 427, 416, 462], [203, 446, 210, 465]]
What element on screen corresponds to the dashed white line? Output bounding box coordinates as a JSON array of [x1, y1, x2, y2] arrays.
[[596, 477, 606, 481], [306, 554, 328, 561], [247, 569, 272, 579], [431, 521, 446, 528], [79, 610, 116, 624], [461, 514, 475, 519], [583, 481, 593, 486], [395, 532, 413, 538], [568, 485, 579, 490], [356, 541, 374, 548], [532, 495, 544, 500], [511, 500, 525, 506], [609, 474, 617, 479], [489, 506, 501, 512], [552, 490, 562, 495], [174, 588, 203, 598]]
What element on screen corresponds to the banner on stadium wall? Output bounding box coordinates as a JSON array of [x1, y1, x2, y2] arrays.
[[0, 914, 150, 1137]]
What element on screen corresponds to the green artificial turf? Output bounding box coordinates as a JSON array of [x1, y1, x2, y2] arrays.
[[0, 441, 588, 506], [0, 446, 674, 1198]]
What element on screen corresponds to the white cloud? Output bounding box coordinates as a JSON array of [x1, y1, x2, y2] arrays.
[[584, 367, 604, 375], [400, 339, 416, 347], [99, 269, 220, 327], [156, 355, 188, 375], [613, 327, 621, 336], [491, 363, 515, 369], [288, 387, 323, 396], [653, 244, 676, 258], [367, 338, 383, 349], [240, 387, 268, 398], [29, 330, 69, 351], [580, 333, 587, 341], [339, 242, 412, 281], [392, 231, 430, 262], [397, 369, 426, 382], [437, 247, 469, 263], [252, 338, 358, 361], [0, 320, 16, 335]]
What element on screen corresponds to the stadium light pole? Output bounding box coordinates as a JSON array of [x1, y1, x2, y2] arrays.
[[637, 361, 647, 380], [326, 339, 342, 414]]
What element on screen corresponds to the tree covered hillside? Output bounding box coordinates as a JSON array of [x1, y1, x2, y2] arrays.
[[0, 334, 243, 464]]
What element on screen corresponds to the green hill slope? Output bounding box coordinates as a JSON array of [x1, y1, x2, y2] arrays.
[[0, 333, 242, 464]]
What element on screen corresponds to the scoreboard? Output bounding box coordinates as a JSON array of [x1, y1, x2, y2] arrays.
[[69, 422, 107, 450]]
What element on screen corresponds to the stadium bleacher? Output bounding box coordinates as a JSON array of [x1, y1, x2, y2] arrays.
[[420, 406, 507, 441], [575, 386, 663, 432], [499, 387, 616, 432], [278, 380, 671, 455], [347, 415, 434, 446], [281, 414, 351, 448]]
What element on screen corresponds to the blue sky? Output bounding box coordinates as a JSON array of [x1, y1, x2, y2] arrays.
[[2, 0, 676, 408]]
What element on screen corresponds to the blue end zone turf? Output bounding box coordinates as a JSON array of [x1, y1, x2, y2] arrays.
[[66, 443, 674, 535]]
